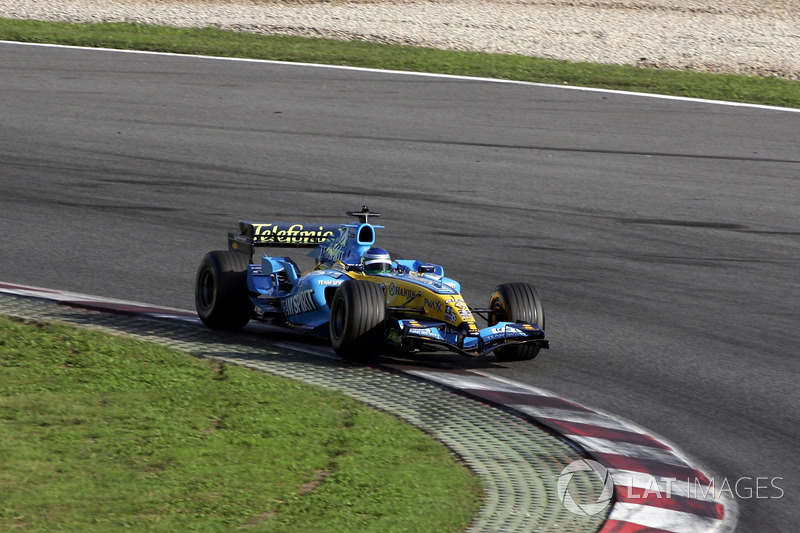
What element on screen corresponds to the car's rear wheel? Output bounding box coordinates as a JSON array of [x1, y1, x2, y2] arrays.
[[330, 280, 386, 359], [195, 250, 253, 330], [488, 282, 545, 361]]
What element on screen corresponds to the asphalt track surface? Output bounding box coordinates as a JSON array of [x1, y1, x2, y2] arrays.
[[1, 42, 799, 532]]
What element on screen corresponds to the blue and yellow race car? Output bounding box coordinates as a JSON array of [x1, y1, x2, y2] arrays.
[[195, 207, 548, 361]]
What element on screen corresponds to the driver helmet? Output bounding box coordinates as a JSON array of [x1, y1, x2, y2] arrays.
[[362, 247, 392, 274]]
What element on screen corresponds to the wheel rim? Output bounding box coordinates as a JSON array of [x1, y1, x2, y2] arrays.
[[198, 268, 215, 311], [331, 298, 346, 340], [489, 296, 506, 326]]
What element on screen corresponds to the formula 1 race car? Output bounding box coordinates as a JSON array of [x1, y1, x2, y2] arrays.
[[195, 207, 548, 361]]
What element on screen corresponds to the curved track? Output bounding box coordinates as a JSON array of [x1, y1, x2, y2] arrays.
[[1, 42, 799, 531]]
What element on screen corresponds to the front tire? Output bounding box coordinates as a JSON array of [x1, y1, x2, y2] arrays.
[[488, 282, 545, 361], [195, 250, 253, 330], [329, 280, 386, 359]]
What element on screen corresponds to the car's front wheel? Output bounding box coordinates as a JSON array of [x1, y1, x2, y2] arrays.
[[329, 280, 386, 359], [195, 250, 253, 330], [488, 282, 545, 361]]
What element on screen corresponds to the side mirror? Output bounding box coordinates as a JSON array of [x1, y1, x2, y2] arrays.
[[418, 264, 444, 276]]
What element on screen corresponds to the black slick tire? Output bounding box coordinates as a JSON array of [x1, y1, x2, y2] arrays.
[[195, 250, 253, 330], [488, 282, 545, 361], [329, 279, 386, 359]]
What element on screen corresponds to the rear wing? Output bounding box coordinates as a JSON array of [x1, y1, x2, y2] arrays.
[[227, 207, 382, 258], [228, 222, 341, 257]]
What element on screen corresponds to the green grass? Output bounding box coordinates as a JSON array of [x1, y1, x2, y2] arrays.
[[1, 17, 799, 108], [0, 315, 482, 532]]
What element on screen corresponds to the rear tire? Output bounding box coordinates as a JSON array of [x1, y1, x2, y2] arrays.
[[488, 282, 545, 361], [329, 280, 386, 359], [195, 250, 253, 330]]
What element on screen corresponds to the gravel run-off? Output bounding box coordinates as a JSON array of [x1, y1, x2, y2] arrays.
[[1, 0, 799, 79]]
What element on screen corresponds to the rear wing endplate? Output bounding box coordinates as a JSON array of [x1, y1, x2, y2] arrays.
[[228, 222, 341, 257]]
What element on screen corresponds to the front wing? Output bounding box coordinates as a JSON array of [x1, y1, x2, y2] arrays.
[[390, 319, 549, 357]]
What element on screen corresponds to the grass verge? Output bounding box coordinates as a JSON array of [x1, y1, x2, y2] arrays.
[[1, 17, 799, 108], [0, 315, 481, 532]]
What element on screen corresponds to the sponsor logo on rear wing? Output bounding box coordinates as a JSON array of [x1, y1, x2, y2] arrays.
[[228, 222, 341, 255]]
